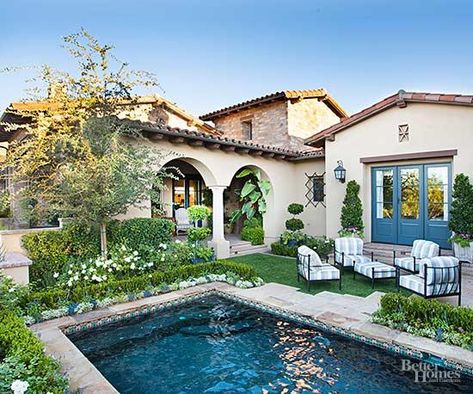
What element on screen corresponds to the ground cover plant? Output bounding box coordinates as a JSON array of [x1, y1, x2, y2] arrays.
[[373, 292, 473, 349]]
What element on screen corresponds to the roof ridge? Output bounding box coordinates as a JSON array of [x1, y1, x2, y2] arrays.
[[305, 89, 473, 147]]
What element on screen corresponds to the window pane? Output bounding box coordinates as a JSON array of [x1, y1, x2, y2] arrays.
[[400, 168, 420, 219], [375, 169, 393, 219], [313, 176, 325, 202], [427, 166, 449, 221], [173, 179, 185, 208]]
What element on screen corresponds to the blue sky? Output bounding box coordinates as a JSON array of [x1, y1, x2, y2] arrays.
[[1, 0, 472, 117]]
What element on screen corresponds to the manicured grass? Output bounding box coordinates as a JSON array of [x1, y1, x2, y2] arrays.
[[225, 253, 405, 297]]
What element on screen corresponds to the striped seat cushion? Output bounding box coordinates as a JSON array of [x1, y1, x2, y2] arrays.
[[411, 240, 440, 259], [354, 261, 396, 279], [342, 254, 371, 267], [334, 237, 365, 266], [399, 274, 459, 296], [298, 245, 323, 270], [394, 257, 430, 272], [304, 265, 340, 281]]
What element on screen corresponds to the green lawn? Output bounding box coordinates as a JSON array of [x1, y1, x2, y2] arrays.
[[225, 253, 405, 297]]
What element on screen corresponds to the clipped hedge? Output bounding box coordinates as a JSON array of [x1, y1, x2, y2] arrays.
[[271, 241, 297, 257], [23, 218, 175, 289], [0, 309, 68, 393], [374, 293, 473, 348], [21, 261, 258, 313]]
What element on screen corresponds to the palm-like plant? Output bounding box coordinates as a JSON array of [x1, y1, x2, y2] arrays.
[[230, 168, 271, 223]]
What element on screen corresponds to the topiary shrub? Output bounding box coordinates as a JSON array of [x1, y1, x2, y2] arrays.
[[288, 203, 304, 216], [340, 180, 364, 237], [285, 218, 304, 231], [449, 173, 473, 246]]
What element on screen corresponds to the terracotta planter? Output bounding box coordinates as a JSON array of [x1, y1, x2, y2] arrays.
[[224, 223, 233, 234], [453, 241, 473, 263]]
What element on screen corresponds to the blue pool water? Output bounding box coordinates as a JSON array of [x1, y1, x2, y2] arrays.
[[68, 295, 473, 393]]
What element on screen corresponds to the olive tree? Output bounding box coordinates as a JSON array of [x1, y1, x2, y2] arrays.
[[2, 30, 175, 255]]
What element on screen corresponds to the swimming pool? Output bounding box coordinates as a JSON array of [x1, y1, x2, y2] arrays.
[[68, 294, 473, 393]]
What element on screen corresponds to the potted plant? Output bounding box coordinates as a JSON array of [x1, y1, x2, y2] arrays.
[[224, 214, 234, 234], [449, 174, 473, 263], [339, 180, 364, 238]]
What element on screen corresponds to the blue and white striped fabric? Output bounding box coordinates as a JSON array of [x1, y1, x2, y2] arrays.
[[399, 274, 459, 296], [354, 261, 396, 279], [304, 265, 340, 281], [394, 257, 430, 272], [297, 245, 339, 281], [420, 256, 459, 285], [410, 240, 440, 259], [334, 237, 365, 267]]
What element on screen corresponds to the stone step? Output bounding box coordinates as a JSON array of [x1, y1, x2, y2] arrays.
[[230, 245, 270, 256], [229, 241, 253, 252]]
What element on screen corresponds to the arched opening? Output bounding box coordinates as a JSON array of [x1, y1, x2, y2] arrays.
[[225, 165, 273, 244], [153, 158, 215, 219]]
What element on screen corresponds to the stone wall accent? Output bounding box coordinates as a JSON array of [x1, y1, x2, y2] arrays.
[[213, 98, 341, 151], [288, 98, 341, 140]]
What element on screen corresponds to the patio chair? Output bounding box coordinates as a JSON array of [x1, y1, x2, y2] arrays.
[[175, 208, 193, 235], [397, 256, 462, 306], [394, 240, 440, 274], [334, 237, 373, 270], [297, 245, 341, 290]]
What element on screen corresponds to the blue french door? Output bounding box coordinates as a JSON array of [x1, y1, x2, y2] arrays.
[[372, 163, 451, 249]]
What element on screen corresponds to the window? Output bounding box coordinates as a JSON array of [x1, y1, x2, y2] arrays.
[[241, 120, 253, 140], [313, 176, 325, 202]]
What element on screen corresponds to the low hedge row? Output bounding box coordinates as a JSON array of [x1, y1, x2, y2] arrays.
[[22, 261, 258, 313], [23, 218, 175, 289], [0, 309, 68, 393], [374, 293, 473, 348]]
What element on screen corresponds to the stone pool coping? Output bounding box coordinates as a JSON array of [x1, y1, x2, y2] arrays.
[[32, 282, 473, 393]]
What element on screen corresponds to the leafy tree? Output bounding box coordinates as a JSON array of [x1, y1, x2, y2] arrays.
[[449, 173, 473, 244], [230, 167, 271, 223], [340, 180, 364, 237], [1, 30, 175, 255]]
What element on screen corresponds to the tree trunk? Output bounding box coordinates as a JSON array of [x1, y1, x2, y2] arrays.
[[99, 221, 107, 258]]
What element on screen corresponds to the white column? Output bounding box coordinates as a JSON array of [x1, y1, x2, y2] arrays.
[[207, 185, 230, 259]]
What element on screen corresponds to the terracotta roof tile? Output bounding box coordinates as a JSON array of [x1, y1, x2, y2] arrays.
[[306, 90, 473, 147], [200, 89, 348, 120]]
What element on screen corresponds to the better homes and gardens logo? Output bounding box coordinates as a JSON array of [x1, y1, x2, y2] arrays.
[[401, 360, 462, 384]]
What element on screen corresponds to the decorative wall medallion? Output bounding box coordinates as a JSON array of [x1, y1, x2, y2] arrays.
[[398, 124, 409, 142]]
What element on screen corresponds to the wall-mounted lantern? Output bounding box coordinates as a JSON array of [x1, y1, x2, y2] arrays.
[[334, 160, 346, 183]]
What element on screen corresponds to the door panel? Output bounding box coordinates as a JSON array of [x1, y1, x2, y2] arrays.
[[424, 164, 451, 249], [398, 166, 423, 245], [372, 168, 396, 243], [371, 163, 451, 248]]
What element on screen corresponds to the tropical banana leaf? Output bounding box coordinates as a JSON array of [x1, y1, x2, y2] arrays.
[[240, 181, 257, 198]]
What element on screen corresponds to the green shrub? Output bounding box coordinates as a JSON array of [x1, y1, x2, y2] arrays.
[[22, 261, 258, 313], [243, 217, 262, 229], [187, 227, 211, 243], [285, 218, 304, 231], [287, 203, 304, 216], [449, 173, 473, 245], [340, 180, 364, 237], [23, 218, 175, 289], [241, 226, 264, 245], [187, 205, 211, 223], [305, 236, 334, 258], [112, 218, 175, 248], [0, 310, 68, 393], [375, 293, 473, 348], [270, 241, 297, 257]]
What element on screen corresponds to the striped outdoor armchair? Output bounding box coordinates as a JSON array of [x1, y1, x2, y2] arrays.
[[334, 237, 372, 269], [397, 256, 462, 305], [394, 239, 440, 274], [297, 245, 341, 290]]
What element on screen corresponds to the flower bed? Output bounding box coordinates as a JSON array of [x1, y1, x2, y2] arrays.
[[372, 293, 473, 349], [13, 261, 262, 324], [0, 308, 68, 393]]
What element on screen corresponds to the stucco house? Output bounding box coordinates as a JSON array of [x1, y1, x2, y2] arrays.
[[1, 88, 472, 263]]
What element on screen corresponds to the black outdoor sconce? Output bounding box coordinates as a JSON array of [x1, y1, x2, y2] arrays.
[[334, 160, 346, 183]]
